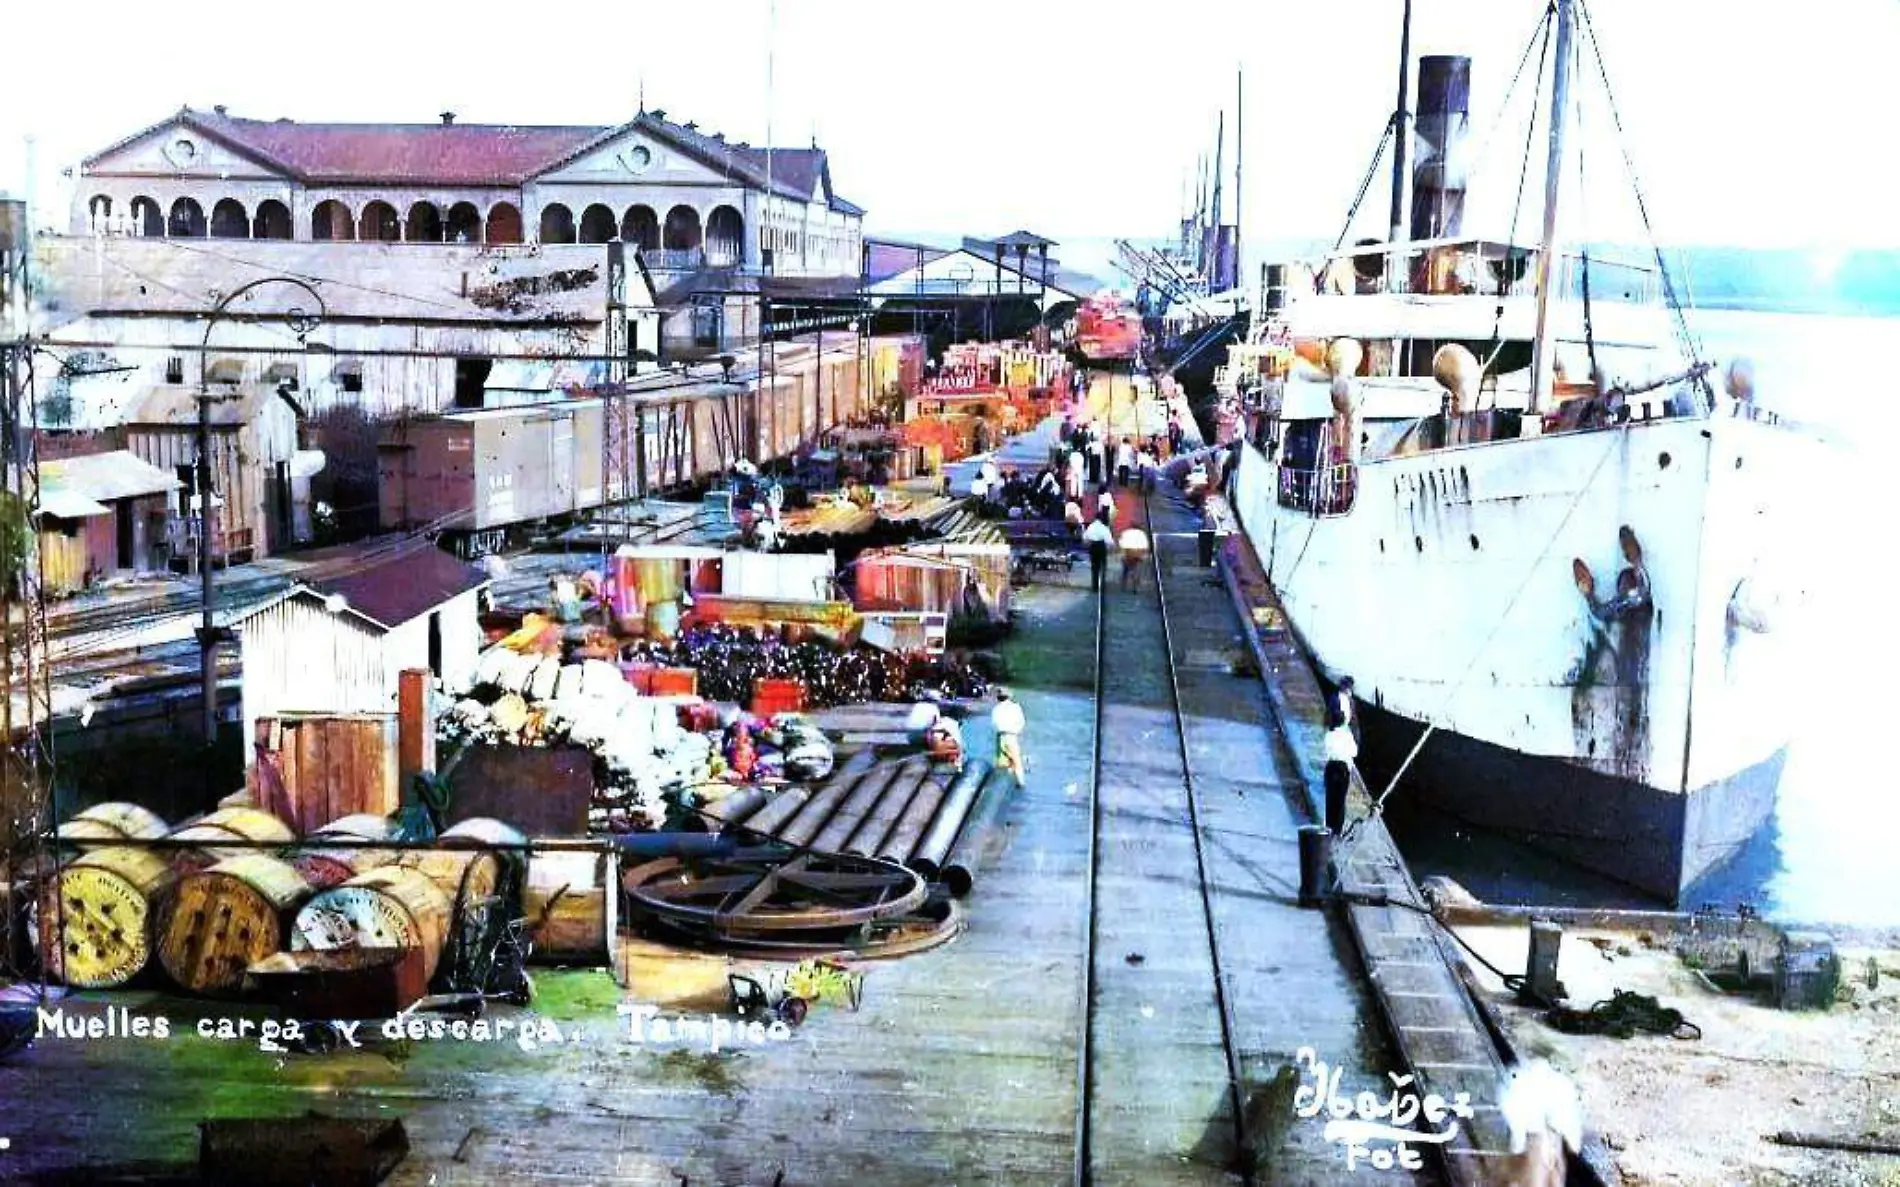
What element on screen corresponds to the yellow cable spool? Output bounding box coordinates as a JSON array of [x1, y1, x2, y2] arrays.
[[38, 846, 178, 988]]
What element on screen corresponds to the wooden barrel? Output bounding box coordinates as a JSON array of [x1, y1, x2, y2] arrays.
[[158, 855, 312, 995], [37, 847, 178, 988], [292, 866, 452, 983], [523, 850, 609, 964], [401, 818, 525, 909], [293, 815, 397, 890], [169, 808, 297, 873], [56, 803, 169, 849]]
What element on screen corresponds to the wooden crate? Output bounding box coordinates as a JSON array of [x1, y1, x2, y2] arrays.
[[250, 715, 399, 836]]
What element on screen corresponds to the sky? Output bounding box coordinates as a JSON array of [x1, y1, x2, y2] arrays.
[[6, 0, 1899, 279]]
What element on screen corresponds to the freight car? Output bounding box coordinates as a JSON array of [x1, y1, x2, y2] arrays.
[[379, 335, 922, 557]]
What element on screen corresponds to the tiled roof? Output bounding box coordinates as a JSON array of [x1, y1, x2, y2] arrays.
[[87, 108, 866, 215], [189, 110, 601, 186]]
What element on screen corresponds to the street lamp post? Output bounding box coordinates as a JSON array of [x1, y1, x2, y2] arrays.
[[196, 277, 325, 747]]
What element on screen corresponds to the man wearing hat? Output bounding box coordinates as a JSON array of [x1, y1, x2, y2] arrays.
[[991, 688, 1027, 787]]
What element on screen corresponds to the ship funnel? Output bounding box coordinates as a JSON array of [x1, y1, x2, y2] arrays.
[[1411, 55, 1471, 241]]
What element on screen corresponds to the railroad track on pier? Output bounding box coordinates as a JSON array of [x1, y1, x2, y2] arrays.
[[1075, 477, 1254, 1187]]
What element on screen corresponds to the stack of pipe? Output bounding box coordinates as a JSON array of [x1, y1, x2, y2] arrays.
[[715, 750, 1017, 898]]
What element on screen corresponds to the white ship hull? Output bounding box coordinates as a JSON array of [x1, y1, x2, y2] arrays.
[[1230, 410, 1820, 901]]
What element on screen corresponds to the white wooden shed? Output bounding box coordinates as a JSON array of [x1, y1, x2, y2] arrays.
[[232, 547, 490, 765]]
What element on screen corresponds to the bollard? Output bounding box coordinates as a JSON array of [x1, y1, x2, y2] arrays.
[[1526, 919, 1565, 1002], [1197, 527, 1216, 568], [1297, 825, 1333, 908]]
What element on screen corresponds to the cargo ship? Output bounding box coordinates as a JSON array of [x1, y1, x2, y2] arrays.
[[1219, 0, 1821, 902]]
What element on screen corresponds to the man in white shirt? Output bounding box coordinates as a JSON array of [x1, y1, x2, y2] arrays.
[[1082, 514, 1116, 591], [1117, 524, 1150, 592], [991, 688, 1027, 786], [1323, 676, 1358, 833], [1115, 438, 1136, 487]]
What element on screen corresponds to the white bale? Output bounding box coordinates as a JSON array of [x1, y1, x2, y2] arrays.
[[498, 652, 539, 694], [580, 660, 625, 701], [568, 700, 621, 751], [528, 657, 561, 703], [553, 664, 585, 704], [473, 647, 513, 688]]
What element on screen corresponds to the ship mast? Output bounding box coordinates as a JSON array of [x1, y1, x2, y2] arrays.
[[1530, 0, 1577, 414], [1386, 0, 1414, 296]]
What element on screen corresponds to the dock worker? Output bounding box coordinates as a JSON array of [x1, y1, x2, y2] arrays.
[[1323, 676, 1358, 834], [1082, 512, 1116, 591], [1064, 448, 1086, 501], [1118, 523, 1150, 592], [1064, 499, 1085, 536], [1115, 437, 1136, 487], [992, 688, 1027, 787]]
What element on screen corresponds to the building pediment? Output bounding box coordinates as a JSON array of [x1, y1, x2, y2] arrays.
[[536, 126, 742, 189], [83, 115, 288, 182]]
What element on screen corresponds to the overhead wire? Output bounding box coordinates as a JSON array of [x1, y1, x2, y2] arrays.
[[1574, 0, 1705, 372]]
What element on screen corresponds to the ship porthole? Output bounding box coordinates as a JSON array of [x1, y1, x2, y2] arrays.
[[1414, 535, 1424, 553], [1658, 451, 1672, 469], [1469, 534, 1480, 550]]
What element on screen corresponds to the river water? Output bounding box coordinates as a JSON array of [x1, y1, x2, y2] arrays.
[[1383, 307, 1900, 930]]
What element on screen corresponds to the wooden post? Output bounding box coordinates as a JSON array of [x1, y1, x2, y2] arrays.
[[1528, 919, 1564, 1002], [398, 669, 434, 787]]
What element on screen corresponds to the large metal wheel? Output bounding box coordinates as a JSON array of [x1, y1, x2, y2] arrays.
[[623, 851, 927, 935]]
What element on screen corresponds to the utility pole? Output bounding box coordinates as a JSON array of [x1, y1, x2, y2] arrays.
[[603, 240, 632, 561], [1, 194, 56, 971], [195, 278, 324, 749]]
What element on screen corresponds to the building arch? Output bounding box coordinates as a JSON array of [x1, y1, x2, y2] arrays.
[[622, 205, 658, 251], [253, 199, 292, 239], [88, 195, 113, 225], [361, 200, 400, 242], [167, 197, 206, 237], [539, 203, 576, 244], [312, 199, 355, 241], [662, 205, 702, 251], [405, 201, 443, 242], [706, 205, 744, 266], [446, 201, 481, 243], [210, 198, 249, 239], [486, 202, 523, 244], [130, 196, 162, 237], [578, 203, 617, 244]]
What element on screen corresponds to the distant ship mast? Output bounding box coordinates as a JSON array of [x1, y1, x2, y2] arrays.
[[1530, 0, 1577, 414]]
